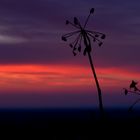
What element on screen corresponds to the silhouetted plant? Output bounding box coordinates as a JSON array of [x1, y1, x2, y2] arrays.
[[123, 80, 140, 111], [61, 8, 106, 116]]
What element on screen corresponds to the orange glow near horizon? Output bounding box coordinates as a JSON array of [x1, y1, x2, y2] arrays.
[[0, 64, 139, 94]]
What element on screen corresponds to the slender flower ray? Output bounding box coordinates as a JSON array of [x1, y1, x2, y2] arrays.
[[72, 33, 81, 56], [87, 32, 103, 46], [62, 31, 80, 41], [61, 8, 106, 117], [74, 17, 82, 29], [66, 20, 81, 29], [63, 31, 80, 38], [86, 30, 106, 36], [83, 8, 95, 28]]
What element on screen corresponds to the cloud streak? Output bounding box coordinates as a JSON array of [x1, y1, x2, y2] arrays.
[[0, 64, 139, 94], [0, 34, 27, 44]]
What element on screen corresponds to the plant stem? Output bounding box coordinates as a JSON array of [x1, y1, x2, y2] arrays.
[[87, 51, 104, 117], [128, 98, 140, 111], [82, 32, 104, 117]]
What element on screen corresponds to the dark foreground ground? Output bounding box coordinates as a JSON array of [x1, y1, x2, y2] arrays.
[[0, 108, 140, 139]]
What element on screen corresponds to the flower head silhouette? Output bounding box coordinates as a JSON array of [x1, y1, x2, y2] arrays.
[[61, 8, 106, 57], [123, 80, 140, 111], [61, 8, 106, 116], [130, 80, 139, 91]]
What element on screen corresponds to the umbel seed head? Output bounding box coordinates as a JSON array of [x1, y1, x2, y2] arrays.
[[95, 34, 99, 37], [69, 44, 73, 48], [62, 36, 67, 41], [90, 8, 94, 14], [101, 34, 106, 39], [98, 42, 103, 47], [66, 20, 69, 25], [78, 45, 81, 52], [62, 8, 106, 57], [74, 17, 78, 25]]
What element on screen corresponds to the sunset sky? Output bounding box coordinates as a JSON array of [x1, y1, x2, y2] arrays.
[[0, 0, 140, 108]]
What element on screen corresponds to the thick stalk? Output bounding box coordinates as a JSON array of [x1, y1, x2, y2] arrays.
[[83, 32, 104, 116], [87, 51, 104, 116], [129, 98, 140, 111]]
